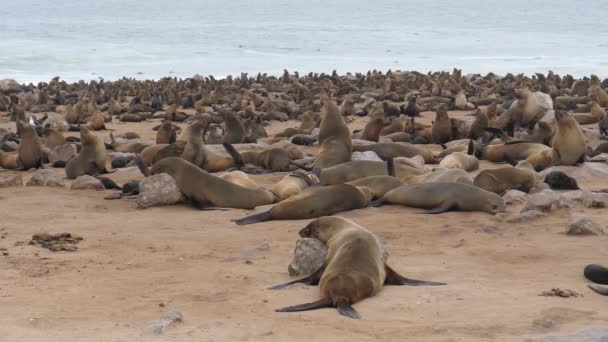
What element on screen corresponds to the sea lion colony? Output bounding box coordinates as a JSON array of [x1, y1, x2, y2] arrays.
[[1, 69, 607, 318]]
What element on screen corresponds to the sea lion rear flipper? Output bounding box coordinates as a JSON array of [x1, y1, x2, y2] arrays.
[[336, 300, 361, 319], [269, 266, 325, 290], [384, 265, 446, 286], [386, 157, 395, 177], [233, 210, 272, 225], [275, 297, 333, 313], [222, 142, 244, 166], [190, 198, 228, 211], [133, 154, 150, 177], [588, 284, 608, 296], [85, 163, 101, 176], [423, 203, 453, 214], [289, 160, 313, 172]]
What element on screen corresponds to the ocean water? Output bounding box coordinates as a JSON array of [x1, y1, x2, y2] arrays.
[[1, 0, 608, 83]]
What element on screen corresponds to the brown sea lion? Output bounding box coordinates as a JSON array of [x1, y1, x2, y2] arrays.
[[223, 143, 296, 172], [221, 109, 247, 144], [402, 168, 473, 185], [479, 141, 551, 163], [573, 102, 606, 125], [272, 216, 444, 319], [312, 99, 352, 168], [271, 171, 319, 200], [551, 110, 586, 165], [473, 160, 537, 194], [360, 116, 387, 142], [88, 111, 107, 130], [352, 142, 436, 164], [467, 109, 489, 141], [438, 140, 478, 171], [431, 105, 452, 143], [371, 182, 505, 214], [65, 126, 107, 179], [180, 121, 235, 172], [156, 121, 177, 144], [108, 133, 149, 153], [220, 170, 259, 188], [0, 134, 21, 169], [42, 125, 65, 149], [512, 88, 539, 129], [149, 157, 275, 209], [234, 184, 372, 225], [17, 121, 44, 169], [139, 144, 169, 166], [346, 175, 402, 199]]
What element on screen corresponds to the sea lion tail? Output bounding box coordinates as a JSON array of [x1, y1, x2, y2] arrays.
[[275, 297, 333, 313], [222, 142, 244, 166], [233, 210, 272, 225], [386, 157, 395, 177], [289, 160, 313, 172], [336, 300, 361, 319]]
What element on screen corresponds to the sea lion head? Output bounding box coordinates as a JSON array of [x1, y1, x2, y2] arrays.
[[150, 157, 182, 176], [486, 195, 506, 214], [298, 216, 348, 240]]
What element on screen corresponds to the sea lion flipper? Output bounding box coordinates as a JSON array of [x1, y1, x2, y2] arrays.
[[133, 154, 150, 177], [289, 160, 313, 172], [233, 210, 272, 225], [269, 266, 325, 290], [191, 198, 228, 211], [85, 163, 101, 176], [222, 142, 244, 166], [423, 203, 453, 214], [336, 300, 360, 319], [384, 265, 446, 286], [275, 297, 333, 313], [588, 284, 608, 296]]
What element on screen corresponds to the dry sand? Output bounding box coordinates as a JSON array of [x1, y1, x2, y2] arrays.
[[0, 111, 607, 342]]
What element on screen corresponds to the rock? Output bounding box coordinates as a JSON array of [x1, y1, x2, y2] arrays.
[[529, 182, 551, 193], [48, 144, 77, 164], [560, 190, 585, 202], [521, 193, 556, 213], [503, 190, 527, 204], [42, 113, 68, 132], [540, 109, 555, 123], [288, 238, 328, 277], [565, 214, 605, 235], [351, 151, 382, 161], [534, 91, 553, 115], [530, 325, 608, 342], [141, 310, 183, 335], [395, 155, 425, 169], [0, 79, 20, 92], [70, 175, 104, 191], [26, 169, 65, 187], [590, 153, 608, 162], [583, 191, 608, 208], [0, 174, 23, 187], [505, 210, 546, 223], [136, 173, 183, 208], [287, 235, 389, 277]]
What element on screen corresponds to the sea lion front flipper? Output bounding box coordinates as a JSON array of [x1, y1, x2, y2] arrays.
[[588, 283, 608, 296], [384, 265, 446, 286], [222, 142, 244, 166], [269, 266, 325, 290], [423, 203, 453, 214], [233, 210, 272, 225], [275, 297, 333, 313], [336, 300, 361, 319]]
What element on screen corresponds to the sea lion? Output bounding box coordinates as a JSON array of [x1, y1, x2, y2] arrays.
[[512, 88, 539, 129], [272, 216, 444, 318], [88, 111, 107, 130], [473, 161, 537, 194], [360, 116, 387, 142], [42, 125, 65, 149], [551, 110, 586, 165], [402, 168, 473, 185], [220, 170, 259, 188], [467, 109, 489, 141], [431, 105, 452, 144], [438, 140, 478, 171], [221, 109, 247, 144], [300, 158, 419, 185], [17, 121, 44, 169], [272, 171, 319, 200], [543, 170, 579, 190], [312, 99, 352, 168], [223, 143, 296, 172], [380, 131, 411, 143], [380, 116, 406, 136], [233, 184, 372, 225], [479, 141, 551, 163], [65, 126, 107, 179], [156, 121, 177, 144], [573, 102, 606, 125], [371, 182, 505, 214], [347, 175, 401, 199], [352, 142, 435, 164], [148, 157, 275, 209], [108, 133, 149, 153], [589, 85, 608, 107], [0, 135, 21, 169]]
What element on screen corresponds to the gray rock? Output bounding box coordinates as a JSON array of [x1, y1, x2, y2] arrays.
[[529, 182, 551, 194], [0, 174, 23, 187], [137, 173, 183, 208], [70, 175, 104, 191], [505, 210, 546, 223], [287, 235, 389, 277], [141, 310, 183, 335], [590, 153, 608, 162], [534, 91, 553, 115], [560, 190, 585, 202], [503, 190, 527, 205], [26, 169, 65, 187], [566, 214, 605, 235], [352, 151, 382, 161], [48, 144, 77, 164], [529, 325, 608, 342], [288, 238, 328, 276], [521, 193, 556, 213], [3, 141, 18, 151], [0, 79, 20, 92], [583, 191, 608, 208]]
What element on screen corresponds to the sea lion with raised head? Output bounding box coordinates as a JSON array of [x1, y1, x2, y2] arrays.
[[312, 98, 352, 168], [233, 184, 372, 225], [551, 110, 586, 166], [148, 157, 275, 209], [473, 160, 537, 194], [431, 105, 452, 144], [223, 142, 297, 172], [271, 216, 444, 318], [371, 182, 505, 214], [156, 121, 177, 144], [65, 126, 107, 179], [17, 121, 44, 169]]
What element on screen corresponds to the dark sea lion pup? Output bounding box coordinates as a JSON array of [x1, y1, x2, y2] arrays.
[[271, 216, 445, 318], [584, 264, 608, 296], [543, 171, 579, 190]]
